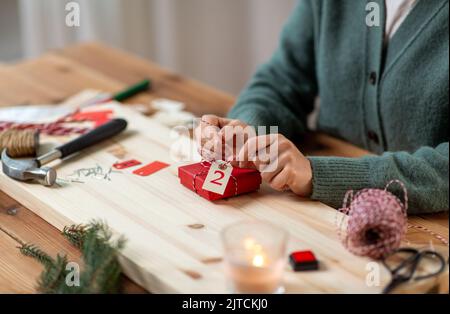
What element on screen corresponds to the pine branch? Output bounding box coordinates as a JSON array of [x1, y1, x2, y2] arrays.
[[37, 254, 70, 293], [62, 224, 87, 248], [19, 220, 126, 294], [19, 244, 54, 267]]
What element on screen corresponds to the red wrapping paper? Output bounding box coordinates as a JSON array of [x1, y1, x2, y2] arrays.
[[178, 162, 262, 201]]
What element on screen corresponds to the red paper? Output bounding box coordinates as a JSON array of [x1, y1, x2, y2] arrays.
[[133, 161, 169, 176], [113, 159, 142, 169], [178, 162, 262, 201], [70, 110, 113, 127]]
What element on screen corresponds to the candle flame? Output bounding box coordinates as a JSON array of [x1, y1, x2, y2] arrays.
[[252, 254, 265, 267], [243, 238, 267, 267]]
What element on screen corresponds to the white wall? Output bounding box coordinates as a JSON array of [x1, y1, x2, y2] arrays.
[[0, 0, 296, 95], [0, 0, 22, 62]]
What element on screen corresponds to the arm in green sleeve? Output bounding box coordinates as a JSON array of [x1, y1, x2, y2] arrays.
[[228, 0, 318, 139], [308, 142, 449, 214]]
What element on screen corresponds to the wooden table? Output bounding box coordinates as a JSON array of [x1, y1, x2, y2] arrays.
[[0, 42, 448, 293]]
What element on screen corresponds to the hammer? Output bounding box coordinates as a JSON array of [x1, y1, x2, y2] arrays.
[[1, 118, 127, 186]]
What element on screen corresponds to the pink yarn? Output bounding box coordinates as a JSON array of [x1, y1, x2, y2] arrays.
[[337, 180, 408, 260]]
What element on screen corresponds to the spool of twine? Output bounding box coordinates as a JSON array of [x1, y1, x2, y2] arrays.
[[337, 180, 408, 260], [0, 129, 39, 157]]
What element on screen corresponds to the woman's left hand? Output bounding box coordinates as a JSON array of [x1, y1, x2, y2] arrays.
[[234, 134, 313, 197]]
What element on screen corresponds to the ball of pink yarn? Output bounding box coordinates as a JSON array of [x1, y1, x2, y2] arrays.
[[338, 180, 408, 260]]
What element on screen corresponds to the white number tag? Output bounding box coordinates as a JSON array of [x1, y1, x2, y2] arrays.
[[202, 161, 233, 195]]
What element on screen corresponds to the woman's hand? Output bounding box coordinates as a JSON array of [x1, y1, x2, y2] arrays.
[[236, 134, 313, 197], [194, 115, 254, 161]]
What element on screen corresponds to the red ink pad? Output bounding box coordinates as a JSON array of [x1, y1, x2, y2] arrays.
[[289, 250, 319, 271]]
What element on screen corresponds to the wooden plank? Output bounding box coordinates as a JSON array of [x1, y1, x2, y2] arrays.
[[9, 54, 125, 105], [0, 52, 150, 112], [0, 65, 67, 106], [0, 190, 146, 293], [0, 230, 41, 293], [0, 52, 150, 293], [1, 103, 447, 293]]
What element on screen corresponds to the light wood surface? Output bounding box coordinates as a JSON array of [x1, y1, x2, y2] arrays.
[[1, 102, 448, 293], [0, 42, 448, 293]]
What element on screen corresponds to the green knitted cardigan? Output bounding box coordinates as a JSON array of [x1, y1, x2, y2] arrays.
[[229, 0, 449, 214]]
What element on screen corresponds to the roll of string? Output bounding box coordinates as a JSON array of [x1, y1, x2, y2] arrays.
[[336, 180, 408, 260], [0, 129, 39, 158]]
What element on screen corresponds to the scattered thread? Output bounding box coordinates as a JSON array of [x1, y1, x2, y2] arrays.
[[407, 224, 449, 246], [337, 180, 408, 260], [0, 129, 39, 157]]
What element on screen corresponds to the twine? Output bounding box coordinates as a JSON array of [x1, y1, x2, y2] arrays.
[[407, 224, 449, 246], [0, 108, 89, 136], [336, 180, 449, 259], [0, 121, 88, 136], [336, 180, 409, 259], [0, 129, 39, 157]]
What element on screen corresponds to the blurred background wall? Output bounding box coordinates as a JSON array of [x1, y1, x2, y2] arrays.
[[0, 0, 296, 95]]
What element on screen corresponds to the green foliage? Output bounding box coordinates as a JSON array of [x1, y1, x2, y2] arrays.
[[20, 244, 53, 267], [19, 220, 126, 294]]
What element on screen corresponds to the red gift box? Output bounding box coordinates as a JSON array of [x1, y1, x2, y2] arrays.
[[178, 162, 262, 201]]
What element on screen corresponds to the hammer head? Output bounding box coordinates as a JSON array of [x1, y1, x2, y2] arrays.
[[1, 149, 57, 186]]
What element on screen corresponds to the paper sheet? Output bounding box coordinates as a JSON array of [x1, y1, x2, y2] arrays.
[[0, 89, 106, 123]]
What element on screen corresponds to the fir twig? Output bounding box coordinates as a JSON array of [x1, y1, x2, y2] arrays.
[[19, 244, 54, 267], [19, 220, 126, 294], [37, 254, 70, 293], [62, 224, 87, 248]]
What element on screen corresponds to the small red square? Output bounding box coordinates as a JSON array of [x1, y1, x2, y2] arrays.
[[291, 251, 316, 263], [289, 250, 319, 271]]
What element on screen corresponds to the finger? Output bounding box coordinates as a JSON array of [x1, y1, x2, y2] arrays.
[[220, 120, 255, 161], [268, 167, 291, 191], [201, 115, 232, 128], [218, 120, 254, 141], [261, 166, 283, 184], [198, 115, 234, 160], [200, 136, 225, 161], [200, 115, 220, 127], [256, 149, 285, 180], [237, 134, 278, 163], [194, 119, 220, 145], [253, 148, 285, 170], [198, 115, 225, 142]]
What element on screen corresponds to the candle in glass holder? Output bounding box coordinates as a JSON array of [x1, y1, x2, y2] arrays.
[[221, 221, 288, 294]]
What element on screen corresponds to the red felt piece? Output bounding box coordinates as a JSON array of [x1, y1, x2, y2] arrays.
[[133, 161, 169, 176], [178, 162, 262, 201], [69, 110, 113, 127], [113, 159, 142, 170]]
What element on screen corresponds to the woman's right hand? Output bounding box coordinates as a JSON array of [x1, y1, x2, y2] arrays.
[[194, 114, 254, 162]]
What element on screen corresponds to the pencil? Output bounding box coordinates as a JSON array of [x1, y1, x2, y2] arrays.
[[114, 79, 151, 102], [82, 79, 152, 106]]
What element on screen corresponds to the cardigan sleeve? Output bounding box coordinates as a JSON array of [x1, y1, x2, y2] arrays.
[[308, 142, 449, 214], [228, 0, 317, 139]]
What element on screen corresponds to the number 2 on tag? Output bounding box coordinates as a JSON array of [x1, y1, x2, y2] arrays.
[[202, 162, 233, 195]]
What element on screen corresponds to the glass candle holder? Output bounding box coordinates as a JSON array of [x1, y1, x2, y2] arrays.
[[221, 221, 288, 294]]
